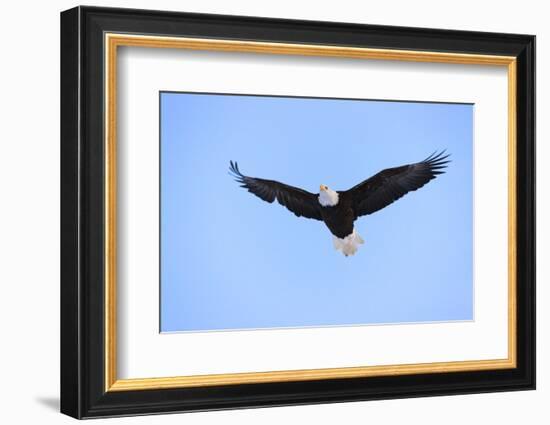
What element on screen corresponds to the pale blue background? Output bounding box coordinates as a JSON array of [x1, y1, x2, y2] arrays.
[[160, 92, 473, 332]]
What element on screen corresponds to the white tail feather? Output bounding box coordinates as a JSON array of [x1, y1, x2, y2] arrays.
[[333, 229, 364, 256]]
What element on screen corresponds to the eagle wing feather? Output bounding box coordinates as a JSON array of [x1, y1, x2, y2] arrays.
[[344, 151, 450, 218], [229, 161, 323, 221]]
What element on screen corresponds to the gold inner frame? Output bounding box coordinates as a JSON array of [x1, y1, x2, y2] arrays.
[[104, 33, 517, 392]]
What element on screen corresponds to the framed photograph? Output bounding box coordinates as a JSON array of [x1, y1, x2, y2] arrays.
[[60, 6, 535, 419]]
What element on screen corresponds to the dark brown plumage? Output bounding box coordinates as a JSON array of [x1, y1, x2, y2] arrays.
[[229, 161, 322, 220], [229, 151, 450, 240]]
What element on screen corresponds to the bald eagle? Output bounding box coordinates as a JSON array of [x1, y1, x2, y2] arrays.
[[229, 151, 450, 256]]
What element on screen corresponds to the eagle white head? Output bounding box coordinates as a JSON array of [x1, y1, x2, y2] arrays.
[[318, 184, 339, 207]]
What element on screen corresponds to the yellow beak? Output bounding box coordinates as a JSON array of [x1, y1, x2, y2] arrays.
[[320, 185, 326, 191]]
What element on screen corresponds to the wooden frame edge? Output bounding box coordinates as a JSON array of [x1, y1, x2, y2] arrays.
[[108, 358, 516, 391], [104, 33, 518, 392]]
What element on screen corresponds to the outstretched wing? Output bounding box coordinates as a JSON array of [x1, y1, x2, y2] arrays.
[[344, 151, 450, 218], [229, 161, 322, 221]]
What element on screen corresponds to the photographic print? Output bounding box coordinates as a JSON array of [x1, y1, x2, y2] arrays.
[[61, 8, 535, 418], [160, 92, 473, 333]]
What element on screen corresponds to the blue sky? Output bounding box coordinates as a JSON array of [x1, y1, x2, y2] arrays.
[[160, 92, 473, 332]]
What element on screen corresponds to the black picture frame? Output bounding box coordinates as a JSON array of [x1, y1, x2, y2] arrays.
[[61, 5, 535, 419]]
